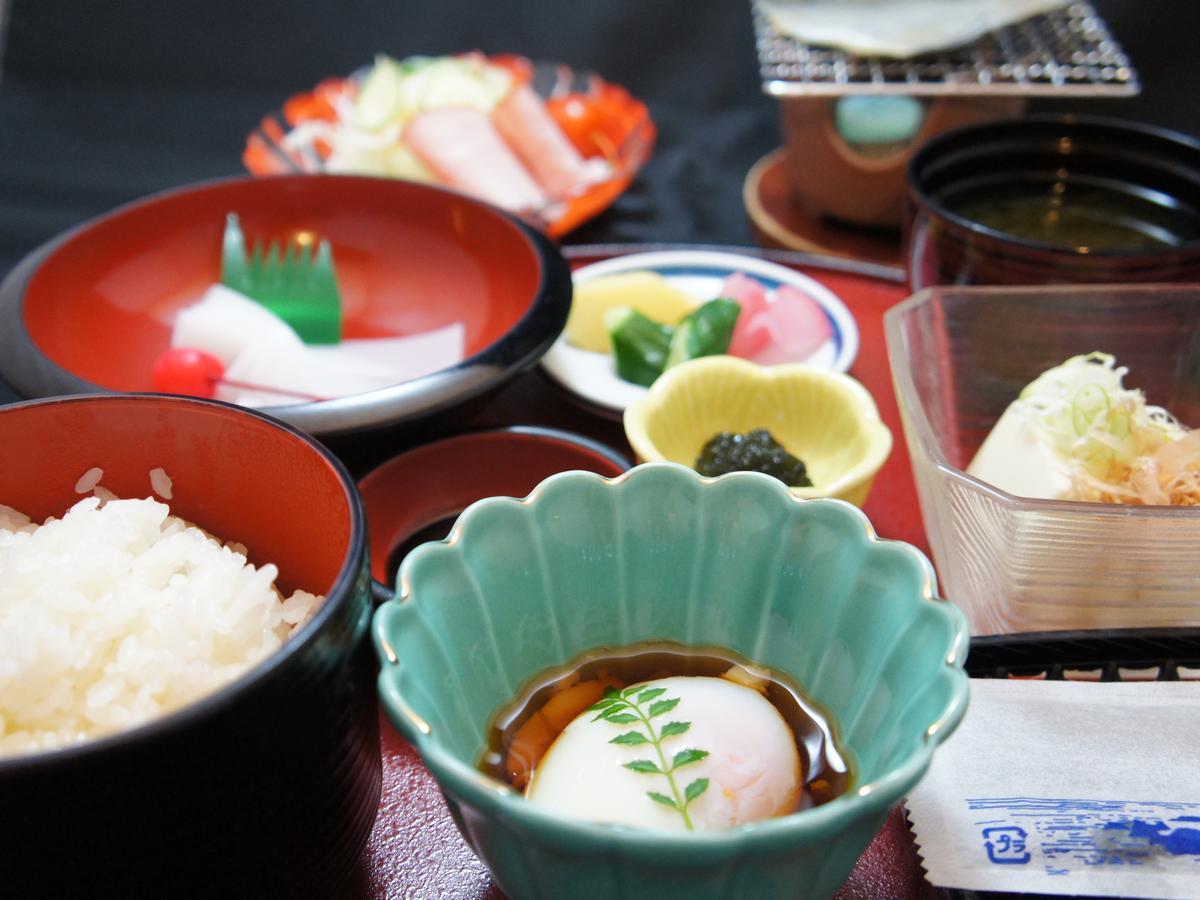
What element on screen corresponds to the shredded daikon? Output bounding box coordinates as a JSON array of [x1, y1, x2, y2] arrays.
[[281, 54, 511, 181], [1014, 353, 1198, 505]]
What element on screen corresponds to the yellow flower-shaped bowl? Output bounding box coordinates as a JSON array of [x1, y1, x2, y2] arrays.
[[624, 356, 892, 507]]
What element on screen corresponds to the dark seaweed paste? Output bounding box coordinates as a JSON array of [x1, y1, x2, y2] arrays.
[[695, 429, 812, 487]]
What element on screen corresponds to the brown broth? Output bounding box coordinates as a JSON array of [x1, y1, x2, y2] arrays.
[[952, 184, 1194, 251], [479, 642, 853, 813]]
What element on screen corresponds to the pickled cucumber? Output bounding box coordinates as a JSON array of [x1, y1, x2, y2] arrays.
[[664, 299, 740, 370], [605, 307, 673, 387], [566, 271, 695, 353]]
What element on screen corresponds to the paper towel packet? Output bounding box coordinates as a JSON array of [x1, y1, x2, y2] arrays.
[[905, 679, 1200, 900]]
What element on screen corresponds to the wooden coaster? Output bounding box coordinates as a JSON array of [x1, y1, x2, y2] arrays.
[[744, 148, 904, 268]]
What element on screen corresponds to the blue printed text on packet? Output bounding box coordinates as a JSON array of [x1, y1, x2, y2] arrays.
[[967, 797, 1200, 873], [904, 680, 1200, 900]]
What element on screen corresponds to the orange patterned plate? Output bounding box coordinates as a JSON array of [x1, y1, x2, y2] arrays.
[[243, 54, 655, 239]]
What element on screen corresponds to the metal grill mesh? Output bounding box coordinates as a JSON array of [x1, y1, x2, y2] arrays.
[[755, 1, 1139, 96]]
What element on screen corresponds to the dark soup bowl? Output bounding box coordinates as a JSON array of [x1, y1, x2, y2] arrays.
[[359, 426, 631, 588], [906, 115, 1200, 288], [0, 394, 379, 899]]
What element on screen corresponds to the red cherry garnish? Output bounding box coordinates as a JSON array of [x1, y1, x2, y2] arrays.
[[151, 348, 225, 398]]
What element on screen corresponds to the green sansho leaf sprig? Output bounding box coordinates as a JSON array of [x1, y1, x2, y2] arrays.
[[587, 684, 710, 830]]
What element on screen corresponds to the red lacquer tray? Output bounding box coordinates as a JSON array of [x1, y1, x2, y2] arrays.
[[347, 245, 937, 900]]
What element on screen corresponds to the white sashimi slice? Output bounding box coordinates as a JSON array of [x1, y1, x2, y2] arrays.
[[217, 327, 466, 407], [170, 285, 466, 407], [406, 107, 549, 213], [318, 324, 465, 376], [491, 83, 609, 198], [171, 284, 302, 366], [219, 335, 399, 407]]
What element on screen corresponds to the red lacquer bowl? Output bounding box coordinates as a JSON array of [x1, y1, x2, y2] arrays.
[[359, 426, 631, 588], [0, 394, 379, 899], [0, 175, 572, 437], [243, 55, 656, 238]]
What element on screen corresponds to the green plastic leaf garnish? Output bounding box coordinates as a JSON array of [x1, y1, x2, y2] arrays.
[[595, 685, 709, 830]]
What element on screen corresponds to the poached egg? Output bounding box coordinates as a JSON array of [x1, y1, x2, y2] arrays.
[[525, 675, 802, 831]]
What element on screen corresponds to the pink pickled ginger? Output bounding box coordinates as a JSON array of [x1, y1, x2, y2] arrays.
[[725, 274, 832, 365], [723, 272, 769, 358]]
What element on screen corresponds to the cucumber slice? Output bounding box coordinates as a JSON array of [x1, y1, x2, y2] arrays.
[[665, 299, 740, 370], [605, 306, 673, 387]]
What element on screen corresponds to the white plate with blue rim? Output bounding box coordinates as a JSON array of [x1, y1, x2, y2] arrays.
[[540, 249, 859, 419]]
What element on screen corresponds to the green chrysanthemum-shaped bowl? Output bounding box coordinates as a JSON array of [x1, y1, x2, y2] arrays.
[[374, 463, 968, 900]]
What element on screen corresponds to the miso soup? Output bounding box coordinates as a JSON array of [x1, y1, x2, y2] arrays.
[[949, 181, 1200, 252]]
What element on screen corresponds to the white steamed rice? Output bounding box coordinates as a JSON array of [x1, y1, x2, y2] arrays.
[[148, 467, 173, 500], [0, 489, 321, 757]]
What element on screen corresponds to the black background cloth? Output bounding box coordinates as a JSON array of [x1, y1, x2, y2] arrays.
[[0, 0, 1196, 406]]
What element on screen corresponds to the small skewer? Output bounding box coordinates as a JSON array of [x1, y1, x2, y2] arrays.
[[211, 377, 328, 403], [151, 347, 330, 403]]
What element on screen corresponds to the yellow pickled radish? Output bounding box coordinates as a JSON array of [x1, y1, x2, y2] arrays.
[[565, 271, 695, 353]]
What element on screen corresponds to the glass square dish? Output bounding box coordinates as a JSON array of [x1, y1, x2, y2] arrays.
[[885, 284, 1200, 635]]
